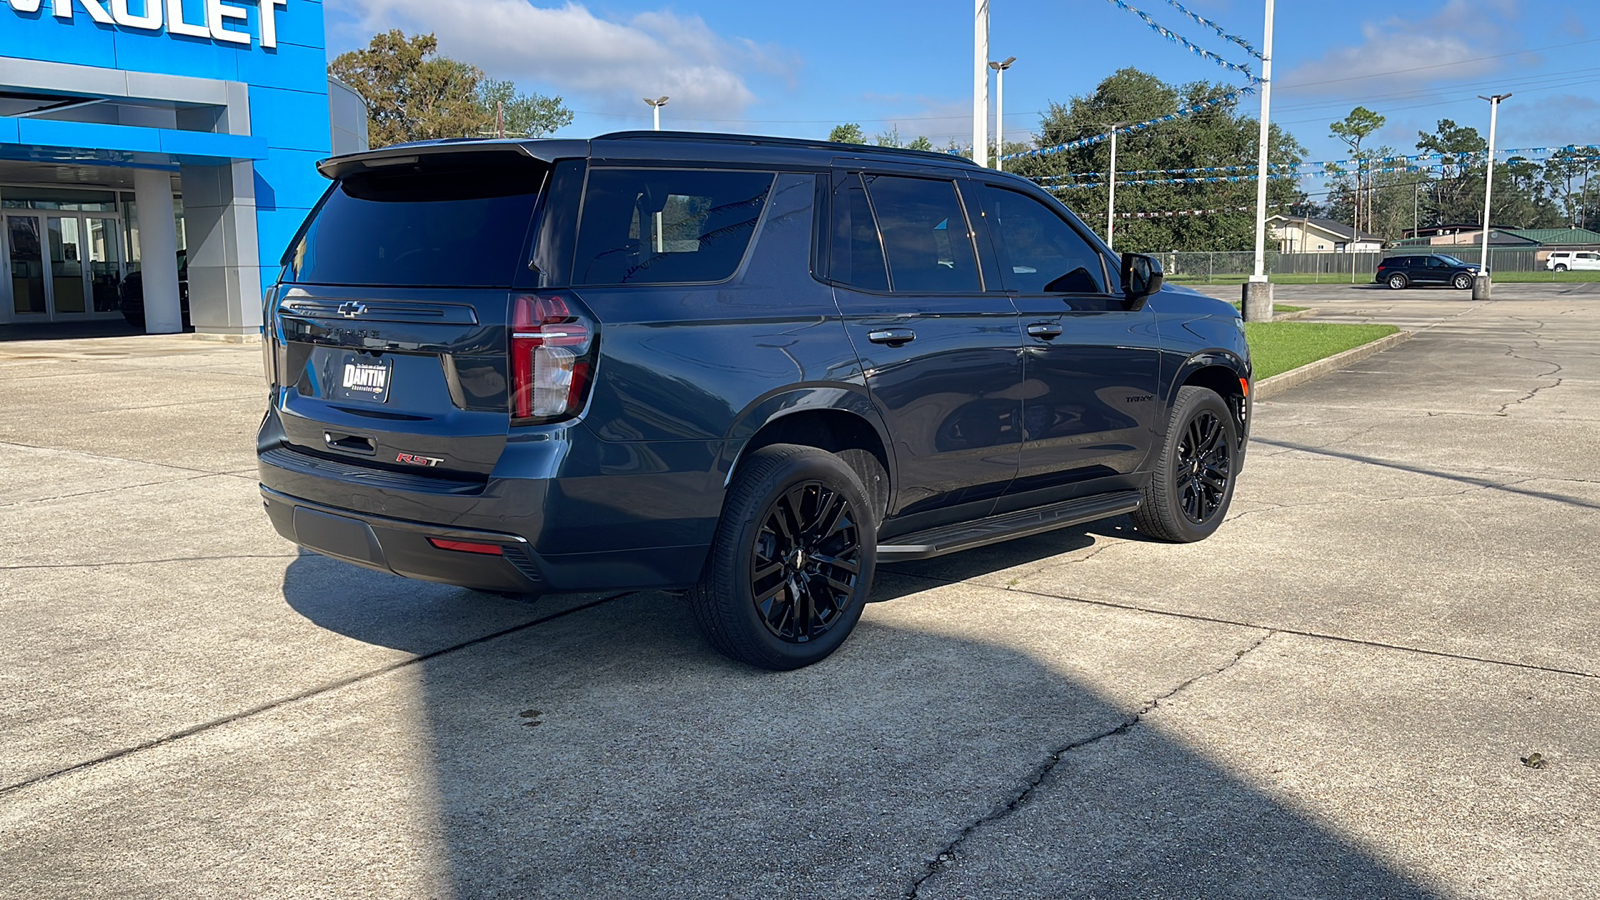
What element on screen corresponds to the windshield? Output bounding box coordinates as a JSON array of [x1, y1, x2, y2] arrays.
[[286, 155, 547, 288]]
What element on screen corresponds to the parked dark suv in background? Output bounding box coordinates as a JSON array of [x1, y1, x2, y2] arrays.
[[258, 132, 1252, 669], [1375, 253, 1478, 290]]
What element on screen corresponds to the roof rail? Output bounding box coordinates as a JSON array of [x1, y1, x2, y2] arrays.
[[595, 130, 981, 168]]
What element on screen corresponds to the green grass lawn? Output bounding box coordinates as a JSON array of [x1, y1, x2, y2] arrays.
[[1245, 322, 1401, 380]]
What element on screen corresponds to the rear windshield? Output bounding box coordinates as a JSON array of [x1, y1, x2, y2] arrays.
[[286, 155, 545, 288]]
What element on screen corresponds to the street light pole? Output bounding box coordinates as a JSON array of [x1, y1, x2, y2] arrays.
[[644, 96, 669, 131], [1243, 0, 1275, 322], [1106, 126, 1121, 248], [974, 0, 989, 168], [989, 56, 1016, 171], [1473, 92, 1511, 300]]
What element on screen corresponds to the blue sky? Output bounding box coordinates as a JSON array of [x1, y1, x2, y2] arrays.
[[323, 0, 1599, 168]]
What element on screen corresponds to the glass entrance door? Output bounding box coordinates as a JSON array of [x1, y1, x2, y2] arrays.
[[2, 212, 125, 323], [7, 215, 47, 318], [48, 216, 87, 315]]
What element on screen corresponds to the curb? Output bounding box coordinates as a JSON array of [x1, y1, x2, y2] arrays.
[[191, 332, 262, 345], [1254, 330, 1412, 400], [1273, 307, 1319, 321]]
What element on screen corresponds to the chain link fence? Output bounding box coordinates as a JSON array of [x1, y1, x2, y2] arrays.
[[1160, 247, 1560, 284]]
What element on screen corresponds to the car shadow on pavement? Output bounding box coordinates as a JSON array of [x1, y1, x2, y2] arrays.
[[281, 553, 1440, 900]]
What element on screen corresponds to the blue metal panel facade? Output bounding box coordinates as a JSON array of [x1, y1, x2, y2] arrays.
[[0, 0, 332, 274]]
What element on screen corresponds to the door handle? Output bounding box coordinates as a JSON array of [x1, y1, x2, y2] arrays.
[[1027, 322, 1064, 341], [868, 328, 916, 346]]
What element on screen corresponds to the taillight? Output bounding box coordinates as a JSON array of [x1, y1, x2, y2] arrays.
[[510, 292, 597, 422]]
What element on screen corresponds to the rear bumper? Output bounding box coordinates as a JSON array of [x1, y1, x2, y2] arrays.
[[262, 486, 548, 594]]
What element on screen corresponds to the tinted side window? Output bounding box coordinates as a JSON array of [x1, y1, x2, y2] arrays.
[[828, 173, 889, 291], [862, 174, 981, 293], [574, 168, 773, 286], [983, 186, 1107, 293]]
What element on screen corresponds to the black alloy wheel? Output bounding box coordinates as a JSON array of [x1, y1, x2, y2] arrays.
[[749, 481, 862, 642], [1453, 273, 1474, 290], [1133, 386, 1241, 543], [1387, 273, 1408, 290], [690, 444, 876, 669], [1173, 409, 1232, 525]]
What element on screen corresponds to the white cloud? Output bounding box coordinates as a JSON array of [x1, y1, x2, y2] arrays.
[[1276, 0, 1524, 97], [330, 0, 798, 120]]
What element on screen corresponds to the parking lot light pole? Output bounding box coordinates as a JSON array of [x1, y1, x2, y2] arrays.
[[644, 96, 669, 131], [1242, 0, 1275, 322], [1473, 92, 1511, 300], [1105, 124, 1124, 248], [974, 0, 989, 168], [989, 56, 1015, 170]]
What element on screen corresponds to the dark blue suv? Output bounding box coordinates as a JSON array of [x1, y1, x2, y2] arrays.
[[258, 132, 1252, 669]]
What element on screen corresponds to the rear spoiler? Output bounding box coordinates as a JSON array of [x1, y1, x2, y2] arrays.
[[316, 139, 590, 180]]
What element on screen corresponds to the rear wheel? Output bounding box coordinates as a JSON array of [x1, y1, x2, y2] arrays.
[[1554, 264, 1569, 272], [1452, 273, 1474, 290], [689, 444, 875, 670], [1387, 273, 1408, 290], [1133, 386, 1239, 543]]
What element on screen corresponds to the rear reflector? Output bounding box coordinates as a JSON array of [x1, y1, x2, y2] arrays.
[[428, 538, 505, 555]]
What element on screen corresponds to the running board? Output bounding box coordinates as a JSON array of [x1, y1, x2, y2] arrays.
[[876, 491, 1142, 562]]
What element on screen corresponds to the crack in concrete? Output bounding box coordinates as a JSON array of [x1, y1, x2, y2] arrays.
[[903, 631, 1275, 899]]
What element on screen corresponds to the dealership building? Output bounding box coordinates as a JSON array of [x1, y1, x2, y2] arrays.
[[0, 0, 364, 336]]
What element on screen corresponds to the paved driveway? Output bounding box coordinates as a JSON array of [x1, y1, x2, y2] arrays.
[[2, 283, 1597, 898]]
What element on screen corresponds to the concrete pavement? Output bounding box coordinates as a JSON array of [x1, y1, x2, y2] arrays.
[[2, 284, 1596, 898]]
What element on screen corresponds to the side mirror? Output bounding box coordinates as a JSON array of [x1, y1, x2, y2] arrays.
[[1121, 252, 1164, 310]]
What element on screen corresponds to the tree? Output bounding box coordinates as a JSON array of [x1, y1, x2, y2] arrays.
[[1416, 118, 1487, 226], [476, 78, 573, 138], [1009, 68, 1306, 253], [828, 123, 866, 144], [907, 135, 934, 152], [875, 125, 903, 148], [1329, 107, 1386, 234], [331, 30, 573, 147], [1543, 147, 1595, 227]]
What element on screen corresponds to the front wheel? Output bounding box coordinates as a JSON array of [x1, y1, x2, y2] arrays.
[[1133, 386, 1240, 543], [1387, 273, 1408, 290], [689, 444, 875, 670], [1453, 273, 1474, 290]]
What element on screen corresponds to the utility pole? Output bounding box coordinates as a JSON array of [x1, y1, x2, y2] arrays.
[[1413, 181, 1419, 237], [496, 100, 505, 139], [974, 0, 989, 168], [1243, 0, 1275, 322], [1473, 93, 1511, 300], [989, 56, 1015, 170], [644, 96, 669, 131]]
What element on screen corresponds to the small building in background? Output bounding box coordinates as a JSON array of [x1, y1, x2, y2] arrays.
[[1267, 215, 1385, 253]]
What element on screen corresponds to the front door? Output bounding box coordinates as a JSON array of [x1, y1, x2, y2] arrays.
[[2, 213, 124, 323]]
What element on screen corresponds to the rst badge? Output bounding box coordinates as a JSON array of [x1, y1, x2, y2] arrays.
[[332, 353, 393, 403], [396, 452, 445, 468]]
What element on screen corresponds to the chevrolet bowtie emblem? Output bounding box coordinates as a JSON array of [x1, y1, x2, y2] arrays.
[[337, 301, 368, 319]]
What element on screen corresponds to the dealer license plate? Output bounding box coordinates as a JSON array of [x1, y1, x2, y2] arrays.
[[332, 354, 393, 403]]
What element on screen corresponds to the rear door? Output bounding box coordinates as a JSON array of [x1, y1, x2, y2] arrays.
[[826, 167, 1023, 528], [966, 178, 1161, 503], [268, 149, 550, 478]]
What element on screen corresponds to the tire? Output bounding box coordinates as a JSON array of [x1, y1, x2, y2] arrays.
[[1452, 273, 1473, 290], [1133, 386, 1240, 543], [1387, 273, 1408, 290], [689, 444, 876, 670], [1554, 264, 1568, 272]]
